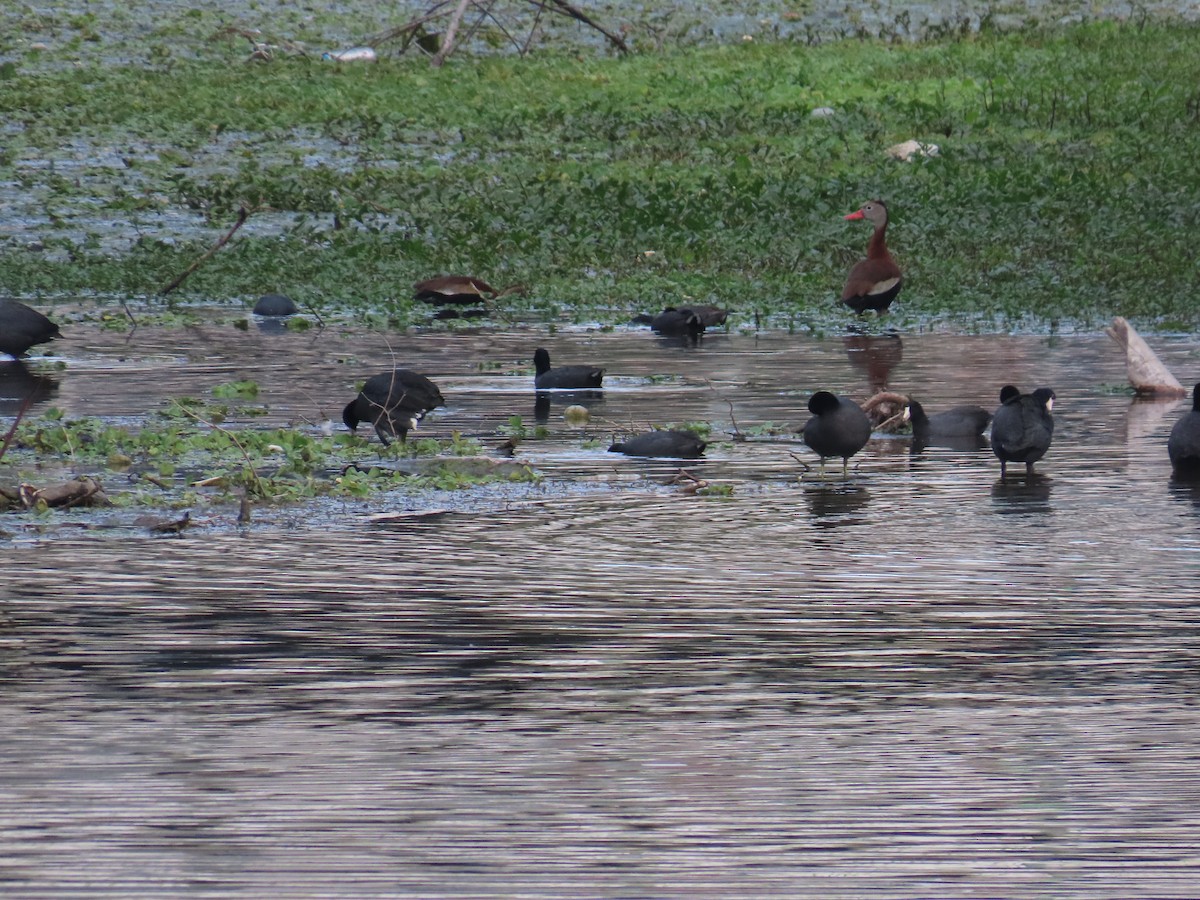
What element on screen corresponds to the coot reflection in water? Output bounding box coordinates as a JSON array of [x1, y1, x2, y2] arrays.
[[991, 474, 1054, 514], [534, 389, 604, 424], [802, 483, 871, 526], [0, 360, 58, 414]]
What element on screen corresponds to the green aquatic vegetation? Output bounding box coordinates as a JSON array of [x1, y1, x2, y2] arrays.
[[4, 406, 511, 513], [0, 20, 1199, 330], [211, 379, 260, 400]]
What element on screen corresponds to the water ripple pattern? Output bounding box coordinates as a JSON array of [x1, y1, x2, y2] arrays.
[[4, 327, 1200, 897]]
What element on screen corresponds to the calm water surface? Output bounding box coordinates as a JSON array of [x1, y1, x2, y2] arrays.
[[3, 323, 1200, 897]]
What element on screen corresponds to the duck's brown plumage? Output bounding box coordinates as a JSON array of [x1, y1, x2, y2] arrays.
[[413, 275, 497, 306], [841, 200, 902, 315]]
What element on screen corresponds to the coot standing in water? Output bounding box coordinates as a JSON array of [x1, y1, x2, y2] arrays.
[[1168, 383, 1200, 475], [990, 385, 1055, 479], [802, 391, 872, 475]]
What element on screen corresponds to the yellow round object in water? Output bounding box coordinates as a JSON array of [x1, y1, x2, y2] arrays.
[[563, 405, 590, 424]]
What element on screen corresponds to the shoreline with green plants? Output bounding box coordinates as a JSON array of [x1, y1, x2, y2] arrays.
[[2, 17, 1199, 334]]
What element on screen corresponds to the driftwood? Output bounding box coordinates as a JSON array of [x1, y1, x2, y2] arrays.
[[862, 391, 910, 432], [368, 0, 628, 63], [1105, 316, 1186, 397], [0, 476, 110, 510]]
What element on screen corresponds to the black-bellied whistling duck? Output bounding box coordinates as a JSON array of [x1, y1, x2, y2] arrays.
[[412, 275, 496, 306], [609, 429, 706, 459], [841, 200, 902, 315], [343, 369, 445, 446], [802, 391, 872, 475], [1168, 383, 1200, 475], [533, 348, 604, 390], [990, 385, 1055, 479], [0, 298, 61, 358]]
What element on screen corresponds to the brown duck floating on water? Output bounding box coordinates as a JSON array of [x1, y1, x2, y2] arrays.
[[841, 200, 902, 315], [412, 275, 497, 306], [0, 298, 61, 358]]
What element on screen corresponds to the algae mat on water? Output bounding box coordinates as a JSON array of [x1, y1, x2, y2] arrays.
[[1, 18, 1199, 331]]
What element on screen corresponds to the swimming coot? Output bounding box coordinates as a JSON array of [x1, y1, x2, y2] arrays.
[[802, 391, 872, 474], [343, 370, 445, 446], [533, 348, 604, 390], [1168, 383, 1200, 475], [608, 430, 706, 459], [252, 293, 298, 316], [908, 399, 992, 439], [0, 299, 61, 358], [990, 385, 1055, 479]]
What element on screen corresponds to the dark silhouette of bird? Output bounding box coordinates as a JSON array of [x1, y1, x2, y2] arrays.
[[841, 200, 902, 314], [0, 299, 61, 358], [990, 385, 1055, 479], [1168, 383, 1200, 475], [802, 391, 872, 474], [908, 399, 992, 439], [609, 430, 706, 458], [343, 370, 445, 446], [533, 347, 604, 390], [252, 293, 297, 316]]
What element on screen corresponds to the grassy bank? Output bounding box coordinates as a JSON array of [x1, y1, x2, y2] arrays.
[[2, 19, 1199, 331]]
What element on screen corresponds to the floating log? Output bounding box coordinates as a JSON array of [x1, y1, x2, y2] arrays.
[[1105, 316, 1186, 397], [861, 391, 910, 432], [0, 476, 110, 510]]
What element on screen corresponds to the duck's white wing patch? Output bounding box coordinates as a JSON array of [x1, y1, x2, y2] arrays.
[[868, 277, 901, 296]]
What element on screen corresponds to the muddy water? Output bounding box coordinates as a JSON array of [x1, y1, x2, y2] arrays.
[[3, 322, 1200, 897]]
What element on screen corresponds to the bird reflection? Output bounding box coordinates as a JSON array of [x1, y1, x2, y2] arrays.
[[1168, 473, 1200, 515], [990, 474, 1053, 515], [0, 360, 58, 415], [843, 331, 902, 392], [534, 389, 604, 424], [802, 483, 871, 527], [911, 433, 989, 454]]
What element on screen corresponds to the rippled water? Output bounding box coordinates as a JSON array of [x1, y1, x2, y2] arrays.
[[3, 322, 1200, 897]]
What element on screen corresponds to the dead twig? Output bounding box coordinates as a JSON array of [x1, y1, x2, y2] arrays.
[[0, 392, 34, 464], [432, 0, 473, 67], [170, 400, 269, 498], [536, 0, 629, 54], [787, 450, 813, 472], [160, 206, 252, 296]]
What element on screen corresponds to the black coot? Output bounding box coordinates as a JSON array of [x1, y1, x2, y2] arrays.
[[252, 293, 297, 316], [533, 348, 604, 390], [1168, 383, 1200, 475], [0, 299, 61, 358], [990, 385, 1055, 479], [802, 391, 871, 474], [343, 370, 445, 446], [909, 399, 991, 438], [609, 430, 706, 459], [647, 307, 704, 338]]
